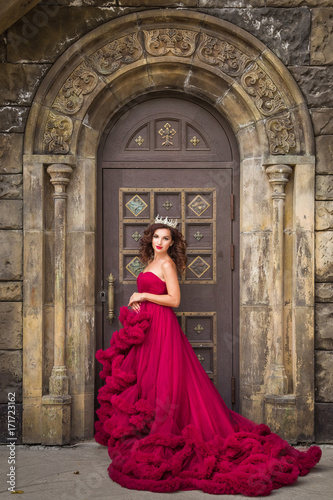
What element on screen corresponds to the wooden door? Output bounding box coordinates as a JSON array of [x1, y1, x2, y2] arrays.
[[96, 96, 240, 409]]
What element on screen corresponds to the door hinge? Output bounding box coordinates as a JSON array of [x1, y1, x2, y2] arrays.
[[230, 243, 234, 271], [231, 376, 236, 404], [230, 194, 234, 220]]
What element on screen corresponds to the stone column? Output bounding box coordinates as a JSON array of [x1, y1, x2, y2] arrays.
[[265, 164, 292, 396], [41, 163, 73, 445], [264, 164, 297, 441]]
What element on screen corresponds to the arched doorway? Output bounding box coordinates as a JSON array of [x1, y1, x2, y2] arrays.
[[23, 10, 316, 444], [96, 95, 240, 409]]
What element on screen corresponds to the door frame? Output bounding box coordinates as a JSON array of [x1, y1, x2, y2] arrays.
[[96, 97, 241, 409]]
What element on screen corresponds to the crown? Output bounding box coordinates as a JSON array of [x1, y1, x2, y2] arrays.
[[154, 214, 178, 228]]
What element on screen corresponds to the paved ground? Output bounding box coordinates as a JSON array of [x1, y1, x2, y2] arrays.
[[0, 441, 332, 500]]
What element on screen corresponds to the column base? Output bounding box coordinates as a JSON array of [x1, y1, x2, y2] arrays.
[[41, 395, 71, 445], [265, 394, 297, 443]]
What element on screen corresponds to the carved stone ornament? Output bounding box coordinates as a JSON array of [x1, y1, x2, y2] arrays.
[[197, 33, 251, 77], [267, 113, 296, 155], [53, 64, 99, 115], [44, 112, 73, 154], [241, 63, 287, 117], [143, 29, 198, 57], [88, 33, 143, 75]]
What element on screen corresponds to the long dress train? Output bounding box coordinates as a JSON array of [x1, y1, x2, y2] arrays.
[[94, 271, 321, 496]]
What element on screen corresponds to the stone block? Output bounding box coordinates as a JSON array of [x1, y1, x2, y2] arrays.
[[198, 7, 310, 65], [0, 350, 22, 403], [315, 350, 333, 402], [315, 231, 333, 282], [119, 0, 196, 4], [316, 201, 333, 230], [311, 108, 333, 136], [294, 231, 314, 307], [311, 8, 333, 65], [316, 135, 333, 174], [0, 282, 22, 301], [240, 306, 270, 392], [23, 306, 43, 398], [0, 35, 5, 63], [264, 397, 297, 443], [316, 282, 333, 302], [24, 161, 46, 231], [0, 107, 29, 133], [0, 174, 22, 199], [71, 393, 95, 441], [7, 6, 133, 63], [267, 1, 333, 5], [0, 403, 22, 444], [289, 66, 333, 108], [0, 200, 22, 229], [0, 134, 23, 174], [240, 233, 270, 306], [24, 231, 44, 307], [42, 395, 71, 445], [240, 159, 271, 232], [315, 403, 333, 443], [316, 175, 333, 200], [199, 0, 264, 6], [0, 64, 50, 106], [44, 232, 54, 305], [0, 231, 22, 280], [315, 303, 333, 350], [293, 307, 315, 398], [0, 302, 22, 350], [22, 397, 42, 443]]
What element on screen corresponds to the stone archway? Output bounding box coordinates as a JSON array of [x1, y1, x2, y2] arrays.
[[23, 10, 316, 444]]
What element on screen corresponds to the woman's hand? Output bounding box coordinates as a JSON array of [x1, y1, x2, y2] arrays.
[[128, 292, 145, 312], [130, 301, 141, 313]]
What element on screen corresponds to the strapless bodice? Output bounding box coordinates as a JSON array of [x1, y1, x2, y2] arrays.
[[137, 271, 167, 295]]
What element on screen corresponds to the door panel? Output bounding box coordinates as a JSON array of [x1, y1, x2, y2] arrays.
[[102, 168, 233, 405]]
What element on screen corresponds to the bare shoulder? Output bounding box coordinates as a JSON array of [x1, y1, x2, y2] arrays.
[[162, 259, 177, 278]]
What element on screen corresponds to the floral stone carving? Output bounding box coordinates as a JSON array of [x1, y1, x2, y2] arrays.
[[88, 33, 143, 75], [43, 112, 73, 154], [197, 33, 251, 77], [241, 63, 287, 117], [143, 29, 198, 57], [266, 113, 296, 155], [53, 64, 99, 115]]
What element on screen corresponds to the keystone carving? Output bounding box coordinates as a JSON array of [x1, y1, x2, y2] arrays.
[[89, 33, 143, 75], [143, 29, 198, 57], [197, 33, 251, 77], [44, 112, 73, 154], [241, 63, 287, 117], [53, 64, 99, 115], [267, 113, 296, 155]]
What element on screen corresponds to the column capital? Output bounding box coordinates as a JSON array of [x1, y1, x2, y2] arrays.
[[265, 164, 293, 200], [47, 163, 73, 197]]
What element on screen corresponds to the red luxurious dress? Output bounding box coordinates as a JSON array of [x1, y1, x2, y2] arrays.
[[94, 271, 321, 496]]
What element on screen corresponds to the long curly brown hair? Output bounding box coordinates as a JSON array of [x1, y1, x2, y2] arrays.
[[138, 223, 187, 274]]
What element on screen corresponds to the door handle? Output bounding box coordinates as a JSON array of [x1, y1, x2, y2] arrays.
[[107, 273, 116, 323]]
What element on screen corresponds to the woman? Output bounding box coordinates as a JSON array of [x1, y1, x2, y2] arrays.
[[95, 217, 321, 496]]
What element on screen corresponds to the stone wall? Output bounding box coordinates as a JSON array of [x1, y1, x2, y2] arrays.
[[0, 0, 332, 443]]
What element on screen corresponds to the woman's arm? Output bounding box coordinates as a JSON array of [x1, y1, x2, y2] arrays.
[[128, 261, 181, 308]]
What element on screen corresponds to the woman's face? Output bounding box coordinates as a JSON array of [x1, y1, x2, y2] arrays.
[[152, 228, 173, 254]]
